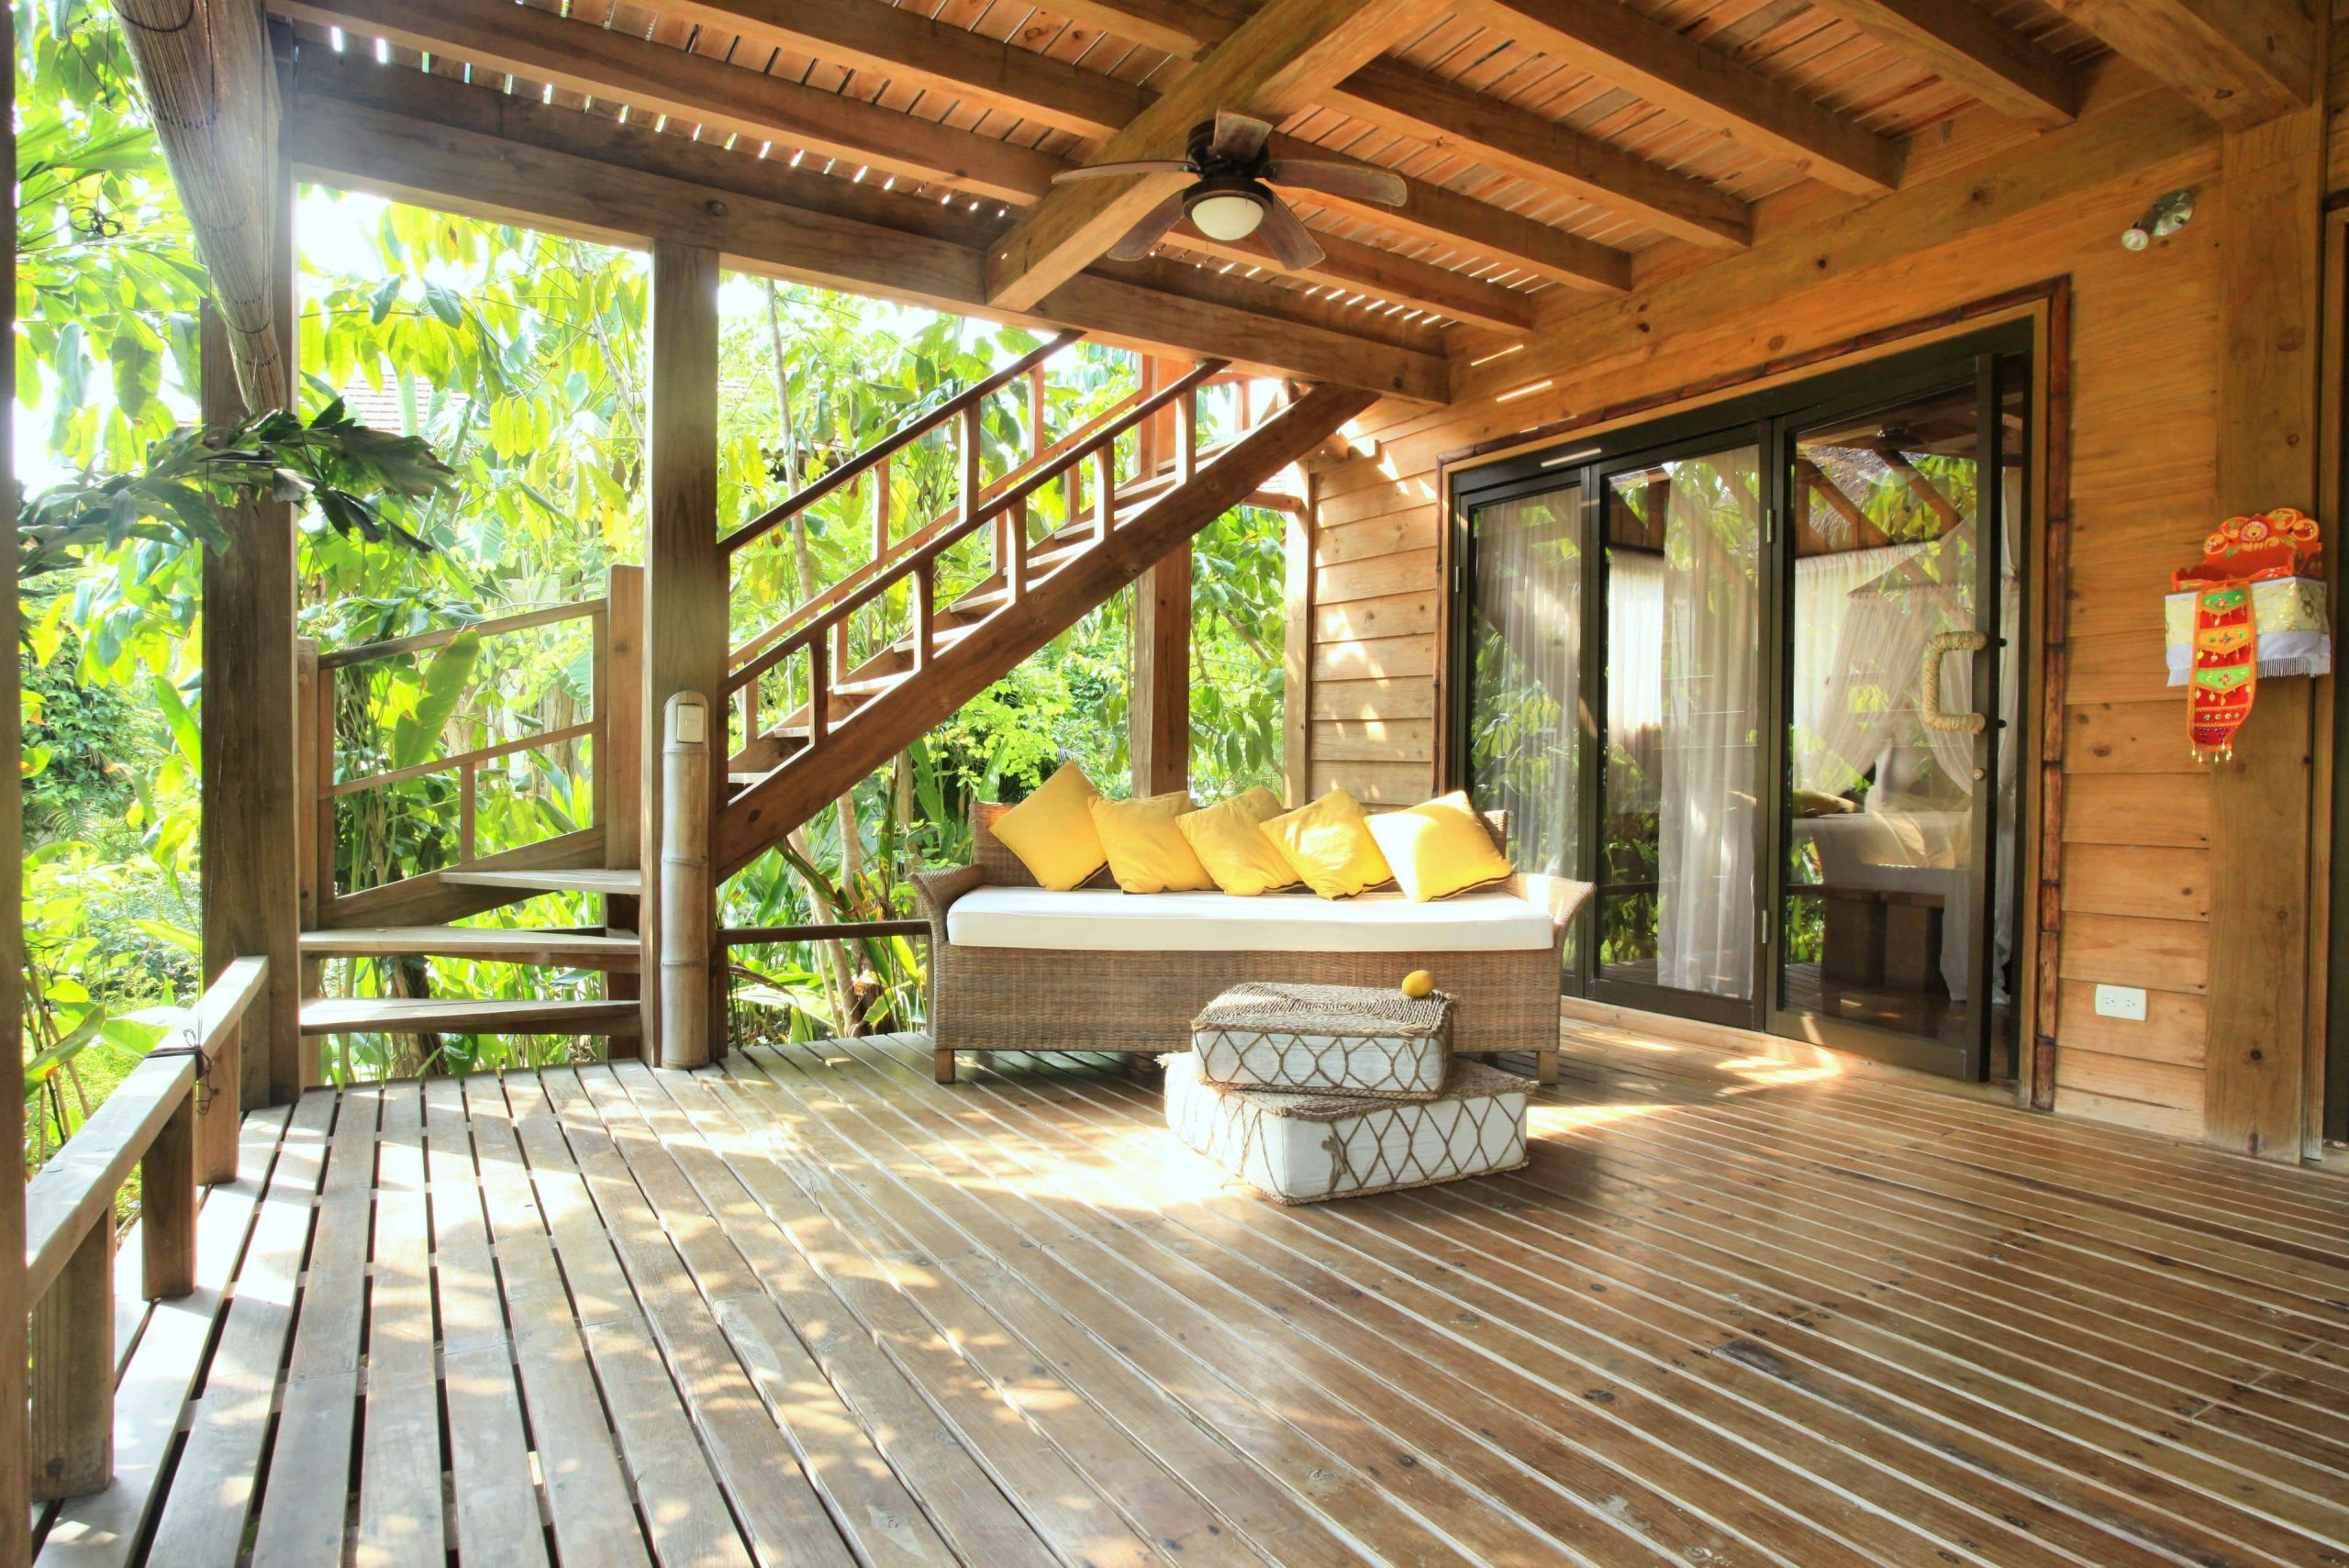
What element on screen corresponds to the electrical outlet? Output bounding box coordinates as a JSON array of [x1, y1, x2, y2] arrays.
[[2093, 984, 2147, 1022]]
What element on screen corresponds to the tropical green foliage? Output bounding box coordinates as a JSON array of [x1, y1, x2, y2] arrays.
[[19, 0, 1297, 1121]]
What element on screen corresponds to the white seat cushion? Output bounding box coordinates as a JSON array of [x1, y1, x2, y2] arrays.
[[944, 887, 1555, 952]]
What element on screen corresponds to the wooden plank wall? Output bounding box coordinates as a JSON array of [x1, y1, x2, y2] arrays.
[[1299, 65, 2252, 1139]]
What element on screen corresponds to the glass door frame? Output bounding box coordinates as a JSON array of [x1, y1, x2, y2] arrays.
[[1446, 323, 2033, 1076]]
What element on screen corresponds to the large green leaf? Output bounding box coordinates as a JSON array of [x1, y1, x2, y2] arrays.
[[389, 630, 481, 770]]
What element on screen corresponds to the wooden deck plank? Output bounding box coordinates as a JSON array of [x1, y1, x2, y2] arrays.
[[355, 1084, 448, 1568], [83, 1026, 2349, 1568], [741, 1042, 1855, 1568], [247, 1088, 379, 1568], [420, 1079, 551, 1568], [496, 1072, 761, 1568], [460, 1073, 652, 1568], [919, 1046, 2292, 1568], [141, 1093, 338, 1568], [614, 1068, 1076, 1568], [573, 1064, 965, 1568], [532, 1069, 856, 1568]]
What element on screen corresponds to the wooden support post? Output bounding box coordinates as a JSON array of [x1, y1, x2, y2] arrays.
[[196, 1017, 242, 1185], [28, 1222, 112, 1501], [200, 295, 302, 1105], [2207, 86, 2327, 1161], [1282, 478, 1315, 809], [913, 560, 937, 672], [640, 241, 724, 1062], [660, 693, 714, 1068], [1131, 541, 1191, 798], [141, 1090, 197, 1300], [0, 1, 28, 1541], [873, 452, 891, 559]]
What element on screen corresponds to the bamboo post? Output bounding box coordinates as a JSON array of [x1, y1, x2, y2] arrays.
[[141, 1090, 197, 1300], [873, 452, 891, 560], [659, 693, 713, 1069], [913, 561, 936, 673], [1006, 497, 1029, 601], [1095, 446, 1116, 539], [28, 1222, 112, 1500]]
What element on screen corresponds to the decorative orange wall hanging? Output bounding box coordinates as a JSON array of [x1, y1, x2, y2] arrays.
[[2166, 509, 2328, 762]]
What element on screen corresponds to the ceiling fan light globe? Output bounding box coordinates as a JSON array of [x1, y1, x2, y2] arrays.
[[1189, 191, 1265, 241]]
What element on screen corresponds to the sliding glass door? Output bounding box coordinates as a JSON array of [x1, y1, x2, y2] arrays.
[[1594, 441, 1763, 1024], [1449, 328, 2029, 1078]]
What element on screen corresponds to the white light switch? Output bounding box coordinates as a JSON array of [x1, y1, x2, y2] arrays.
[[2092, 984, 2147, 1022]]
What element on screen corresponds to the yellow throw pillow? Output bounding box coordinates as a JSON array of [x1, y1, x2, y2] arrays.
[[1092, 791, 1214, 894], [1365, 791, 1515, 901], [1260, 788, 1394, 900], [991, 762, 1107, 891], [1176, 787, 1301, 896]]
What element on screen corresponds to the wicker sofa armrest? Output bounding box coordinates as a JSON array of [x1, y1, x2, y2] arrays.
[[1509, 872, 1596, 953], [911, 863, 986, 948]]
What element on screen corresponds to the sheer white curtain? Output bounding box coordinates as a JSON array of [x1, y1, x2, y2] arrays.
[[1791, 542, 1929, 794], [1656, 451, 1760, 998], [1605, 550, 1664, 816], [1466, 491, 1581, 875]]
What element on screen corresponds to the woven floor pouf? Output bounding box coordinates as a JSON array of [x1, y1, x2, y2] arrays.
[[1190, 980, 1453, 1100], [1163, 1051, 1533, 1205]]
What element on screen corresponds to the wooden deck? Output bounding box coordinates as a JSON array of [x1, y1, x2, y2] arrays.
[[39, 1027, 2349, 1568]]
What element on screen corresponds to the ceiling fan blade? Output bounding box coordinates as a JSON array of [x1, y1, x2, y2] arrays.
[[1051, 160, 1193, 183], [1106, 190, 1191, 261], [1208, 110, 1274, 163], [1263, 160, 1408, 207], [1255, 197, 1327, 271]]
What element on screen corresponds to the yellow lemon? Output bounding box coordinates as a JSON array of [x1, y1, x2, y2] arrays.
[[1399, 970, 1435, 999]]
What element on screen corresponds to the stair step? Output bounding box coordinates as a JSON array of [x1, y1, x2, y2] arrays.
[[299, 926, 641, 969], [442, 867, 642, 896], [299, 996, 642, 1036]]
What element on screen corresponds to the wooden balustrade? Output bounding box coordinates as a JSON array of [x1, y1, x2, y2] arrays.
[[302, 567, 636, 916], [20, 955, 264, 1501], [725, 360, 1222, 769]]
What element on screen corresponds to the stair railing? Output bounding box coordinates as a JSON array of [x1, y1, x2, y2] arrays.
[[725, 363, 1149, 698], [725, 358, 1227, 775], [299, 564, 641, 923]]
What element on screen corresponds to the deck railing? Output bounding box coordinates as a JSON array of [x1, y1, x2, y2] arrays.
[[20, 956, 262, 1501], [300, 565, 642, 921]]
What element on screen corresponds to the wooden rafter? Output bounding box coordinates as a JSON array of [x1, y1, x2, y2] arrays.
[[1456, 0, 1906, 195], [1322, 61, 1751, 248], [272, 0, 1586, 318], [1800, 0, 2080, 128], [284, 54, 1450, 402], [981, 0, 1428, 310], [2039, 0, 2319, 129]]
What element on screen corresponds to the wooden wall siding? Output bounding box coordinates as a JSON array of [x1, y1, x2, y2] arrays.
[[1302, 66, 2233, 1137]]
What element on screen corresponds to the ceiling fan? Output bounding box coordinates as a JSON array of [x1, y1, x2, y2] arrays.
[[1052, 110, 1408, 271]]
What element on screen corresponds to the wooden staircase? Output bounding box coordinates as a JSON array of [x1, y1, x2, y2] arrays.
[[714, 373, 1375, 876], [294, 342, 1373, 1051]]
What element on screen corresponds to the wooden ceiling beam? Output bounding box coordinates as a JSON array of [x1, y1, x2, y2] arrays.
[[1324, 60, 1751, 247], [273, 0, 1574, 322], [982, 0, 1428, 311], [282, 54, 1450, 402], [274, 0, 1060, 202], [2038, 0, 2318, 128], [1799, 0, 2080, 128], [629, 0, 1151, 141], [1456, 0, 1905, 195]]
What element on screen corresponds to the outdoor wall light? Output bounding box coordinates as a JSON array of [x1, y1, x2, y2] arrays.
[[2122, 189, 2195, 250]]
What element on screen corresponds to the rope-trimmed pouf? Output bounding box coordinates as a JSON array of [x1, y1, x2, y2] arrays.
[[1190, 981, 1454, 1100], [1164, 1051, 1533, 1206]]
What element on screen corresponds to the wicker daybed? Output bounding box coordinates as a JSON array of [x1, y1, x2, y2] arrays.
[[911, 802, 1592, 1085]]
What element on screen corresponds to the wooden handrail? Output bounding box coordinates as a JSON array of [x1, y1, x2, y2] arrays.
[[719, 328, 1082, 560], [22, 955, 260, 1500], [729, 360, 1225, 703], [317, 596, 607, 671], [327, 718, 599, 798], [726, 383, 1154, 691]]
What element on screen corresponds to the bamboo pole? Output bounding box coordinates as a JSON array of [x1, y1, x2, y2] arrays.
[[659, 693, 713, 1068], [111, 0, 286, 411]]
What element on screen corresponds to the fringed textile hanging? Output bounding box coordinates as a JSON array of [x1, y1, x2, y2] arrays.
[[2165, 509, 2328, 762]]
